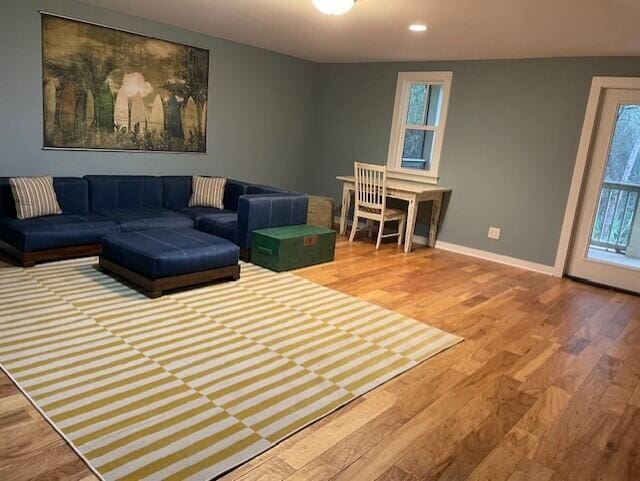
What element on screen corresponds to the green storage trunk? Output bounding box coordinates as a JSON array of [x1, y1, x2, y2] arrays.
[[251, 224, 336, 272]]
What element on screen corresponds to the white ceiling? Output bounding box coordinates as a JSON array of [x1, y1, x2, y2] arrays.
[[78, 0, 640, 63]]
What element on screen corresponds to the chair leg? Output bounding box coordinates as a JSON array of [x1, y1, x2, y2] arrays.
[[376, 220, 385, 250], [349, 215, 359, 243], [398, 216, 406, 246]]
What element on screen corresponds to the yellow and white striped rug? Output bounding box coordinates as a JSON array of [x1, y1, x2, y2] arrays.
[[0, 258, 461, 481]]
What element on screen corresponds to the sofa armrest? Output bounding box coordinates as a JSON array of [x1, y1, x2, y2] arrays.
[[236, 194, 309, 249]]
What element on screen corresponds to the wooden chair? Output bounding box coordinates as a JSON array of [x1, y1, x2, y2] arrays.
[[349, 162, 406, 250]]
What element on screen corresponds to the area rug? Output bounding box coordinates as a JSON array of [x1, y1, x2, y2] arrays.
[[0, 258, 462, 481]]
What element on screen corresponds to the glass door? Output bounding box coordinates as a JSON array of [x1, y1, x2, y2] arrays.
[[567, 88, 640, 293]]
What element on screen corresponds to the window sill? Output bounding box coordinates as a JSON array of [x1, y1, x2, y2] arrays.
[[387, 169, 439, 184]]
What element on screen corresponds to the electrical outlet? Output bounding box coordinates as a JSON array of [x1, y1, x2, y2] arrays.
[[488, 227, 501, 240]]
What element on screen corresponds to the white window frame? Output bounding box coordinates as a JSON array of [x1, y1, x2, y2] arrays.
[[386, 71, 453, 183]]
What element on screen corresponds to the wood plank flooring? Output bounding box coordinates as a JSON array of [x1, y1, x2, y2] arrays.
[[1, 239, 639, 481]]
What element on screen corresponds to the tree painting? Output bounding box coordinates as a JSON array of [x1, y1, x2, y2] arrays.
[[42, 14, 209, 152]]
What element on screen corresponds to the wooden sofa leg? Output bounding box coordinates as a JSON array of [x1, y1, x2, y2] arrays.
[[21, 255, 36, 268], [1, 242, 102, 268]]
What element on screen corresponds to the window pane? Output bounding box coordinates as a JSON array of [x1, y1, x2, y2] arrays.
[[406, 83, 442, 127], [406, 84, 427, 125], [401, 129, 434, 170], [426, 85, 442, 126]]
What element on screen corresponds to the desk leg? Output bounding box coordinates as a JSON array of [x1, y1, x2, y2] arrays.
[[404, 197, 418, 253], [428, 193, 443, 247], [339, 184, 351, 236]]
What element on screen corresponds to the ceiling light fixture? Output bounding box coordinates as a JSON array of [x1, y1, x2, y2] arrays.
[[409, 24, 428, 32], [313, 0, 356, 16]]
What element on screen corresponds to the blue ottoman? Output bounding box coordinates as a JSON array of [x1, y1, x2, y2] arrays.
[[99, 228, 240, 298]]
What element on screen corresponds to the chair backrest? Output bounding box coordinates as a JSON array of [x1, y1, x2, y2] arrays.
[[353, 162, 387, 212]]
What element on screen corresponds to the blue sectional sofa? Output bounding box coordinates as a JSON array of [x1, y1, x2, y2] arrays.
[[0, 175, 308, 266]]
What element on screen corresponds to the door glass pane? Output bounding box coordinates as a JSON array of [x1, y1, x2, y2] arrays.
[[588, 103, 640, 270], [401, 129, 434, 170]]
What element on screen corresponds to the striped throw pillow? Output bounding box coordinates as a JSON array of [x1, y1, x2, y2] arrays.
[[189, 176, 226, 209], [9, 176, 62, 220]]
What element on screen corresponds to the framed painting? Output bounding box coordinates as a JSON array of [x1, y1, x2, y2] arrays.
[[41, 13, 209, 153]]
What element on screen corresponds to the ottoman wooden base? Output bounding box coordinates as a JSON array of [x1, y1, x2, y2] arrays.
[[98, 257, 240, 298]]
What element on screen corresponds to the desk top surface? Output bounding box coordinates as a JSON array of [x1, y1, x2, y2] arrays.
[[336, 175, 451, 194]]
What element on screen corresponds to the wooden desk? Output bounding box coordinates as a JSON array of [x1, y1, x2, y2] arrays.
[[337, 175, 451, 253]]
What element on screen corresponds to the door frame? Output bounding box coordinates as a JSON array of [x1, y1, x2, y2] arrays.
[[554, 76, 640, 277]]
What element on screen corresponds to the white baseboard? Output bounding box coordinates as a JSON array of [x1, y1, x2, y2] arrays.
[[334, 216, 555, 276], [428, 237, 555, 276]]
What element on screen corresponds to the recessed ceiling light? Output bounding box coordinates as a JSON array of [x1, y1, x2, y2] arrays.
[[313, 0, 356, 15], [409, 24, 428, 32]]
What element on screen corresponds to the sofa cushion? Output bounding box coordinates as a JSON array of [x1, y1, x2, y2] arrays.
[[180, 207, 234, 222], [0, 177, 90, 218], [99, 208, 193, 232], [85, 176, 163, 211], [161, 176, 192, 210], [101, 228, 239, 278], [189, 176, 226, 209], [0, 213, 118, 252], [53, 178, 91, 214], [0, 178, 15, 218], [223, 179, 251, 211], [161, 176, 251, 212], [198, 213, 238, 244], [9, 176, 62, 220]]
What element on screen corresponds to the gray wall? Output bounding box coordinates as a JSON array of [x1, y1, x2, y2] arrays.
[[309, 58, 640, 266], [2, 1, 640, 266], [0, 0, 320, 191]]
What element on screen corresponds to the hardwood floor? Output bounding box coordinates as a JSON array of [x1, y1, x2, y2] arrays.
[[1, 239, 639, 481]]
